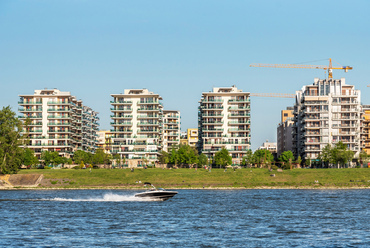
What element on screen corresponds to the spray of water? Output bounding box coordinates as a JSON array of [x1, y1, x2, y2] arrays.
[[50, 193, 156, 202]]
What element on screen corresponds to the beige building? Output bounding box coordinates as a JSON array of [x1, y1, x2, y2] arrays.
[[277, 107, 294, 157], [18, 89, 99, 158], [293, 78, 361, 160], [198, 86, 251, 164], [187, 128, 198, 147], [97, 130, 113, 154], [110, 89, 180, 165]]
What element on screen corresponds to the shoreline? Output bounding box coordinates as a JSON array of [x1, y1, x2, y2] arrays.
[[1, 186, 370, 190]]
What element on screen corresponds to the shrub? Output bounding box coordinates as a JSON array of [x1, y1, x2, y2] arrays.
[[271, 165, 279, 170]]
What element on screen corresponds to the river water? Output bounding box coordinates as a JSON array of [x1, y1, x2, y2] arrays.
[[0, 189, 369, 247]]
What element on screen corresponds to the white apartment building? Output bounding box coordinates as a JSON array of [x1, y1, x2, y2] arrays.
[[110, 89, 167, 163], [18, 89, 99, 158], [198, 86, 251, 164], [162, 110, 181, 152], [293, 78, 361, 160]]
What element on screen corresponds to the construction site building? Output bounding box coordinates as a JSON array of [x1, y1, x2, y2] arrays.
[[292, 78, 361, 160]]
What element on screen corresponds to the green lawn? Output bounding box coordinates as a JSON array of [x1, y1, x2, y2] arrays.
[[18, 167, 370, 189]]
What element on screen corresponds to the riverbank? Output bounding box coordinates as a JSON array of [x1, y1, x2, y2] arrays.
[[1, 167, 367, 189]]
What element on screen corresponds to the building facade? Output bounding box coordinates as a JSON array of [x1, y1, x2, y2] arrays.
[[110, 89, 163, 163], [18, 89, 99, 158], [292, 78, 361, 160], [162, 110, 181, 151], [277, 107, 294, 157], [361, 105, 370, 155], [187, 128, 198, 147], [198, 86, 251, 164], [97, 130, 113, 154]]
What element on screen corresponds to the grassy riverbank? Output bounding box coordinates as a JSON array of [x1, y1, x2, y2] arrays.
[[17, 167, 370, 189]]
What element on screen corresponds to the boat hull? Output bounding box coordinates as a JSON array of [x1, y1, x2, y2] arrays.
[[135, 191, 178, 201]]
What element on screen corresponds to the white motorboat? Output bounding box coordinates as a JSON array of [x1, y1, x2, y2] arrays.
[[135, 182, 178, 201]]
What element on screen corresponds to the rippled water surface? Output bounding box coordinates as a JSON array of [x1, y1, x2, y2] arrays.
[[0, 189, 369, 247]]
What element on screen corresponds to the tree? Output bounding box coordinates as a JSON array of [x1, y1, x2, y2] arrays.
[[332, 141, 354, 168], [278, 150, 295, 170], [359, 150, 369, 167], [296, 156, 302, 167], [318, 144, 332, 167], [215, 148, 232, 168], [177, 145, 198, 165], [253, 149, 274, 168], [241, 150, 254, 167], [41, 151, 64, 166], [94, 149, 110, 165], [198, 153, 208, 167], [0, 106, 25, 174], [158, 151, 170, 165], [22, 148, 39, 168], [169, 148, 179, 165], [305, 158, 311, 167]]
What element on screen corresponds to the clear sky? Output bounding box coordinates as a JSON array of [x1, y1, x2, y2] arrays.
[[1, 0, 369, 150]]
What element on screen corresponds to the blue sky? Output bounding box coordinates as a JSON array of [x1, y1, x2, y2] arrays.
[[1, 0, 369, 150]]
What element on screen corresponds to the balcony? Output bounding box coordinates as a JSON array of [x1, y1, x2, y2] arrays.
[[228, 113, 250, 117], [201, 99, 223, 103], [18, 115, 42, 119], [228, 106, 250, 110], [111, 122, 132, 126], [228, 121, 250, 125], [202, 128, 224, 132], [138, 100, 159, 104], [18, 101, 42, 105], [18, 108, 42, 112], [110, 107, 132, 112], [228, 128, 249, 132], [110, 115, 133, 119], [228, 99, 250, 103], [137, 115, 159, 119], [48, 115, 71, 119], [110, 100, 133, 104], [137, 107, 159, 112], [202, 106, 223, 110]]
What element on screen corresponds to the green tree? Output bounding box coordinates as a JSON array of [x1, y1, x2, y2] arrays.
[[332, 141, 354, 168], [177, 145, 198, 165], [22, 148, 39, 167], [41, 151, 63, 166], [158, 151, 170, 165], [359, 150, 369, 167], [305, 158, 311, 167], [0, 106, 25, 174], [241, 150, 254, 167], [215, 148, 232, 168], [94, 149, 110, 165], [198, 153, 208, 167], [278, 150, 294, 169], [318, 144, 332, 167], [296, 156, 302, 166], [169, 149, 179, 165], [253, 149, 274, 168], [73, 150, 88, 164]]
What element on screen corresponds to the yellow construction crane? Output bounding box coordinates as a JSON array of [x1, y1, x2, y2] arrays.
[[250, 58, 352, 79], [250, 93, 294, 98]]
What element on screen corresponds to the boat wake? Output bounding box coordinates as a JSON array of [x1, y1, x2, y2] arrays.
[[50, 193, 157, 202]]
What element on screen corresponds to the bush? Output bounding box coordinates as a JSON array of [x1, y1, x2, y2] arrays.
[[72, 165, 80, 170], [271, 165, 279, 170]]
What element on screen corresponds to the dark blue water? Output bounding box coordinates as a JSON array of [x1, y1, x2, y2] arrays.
[[0, 189, 369, 247]]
